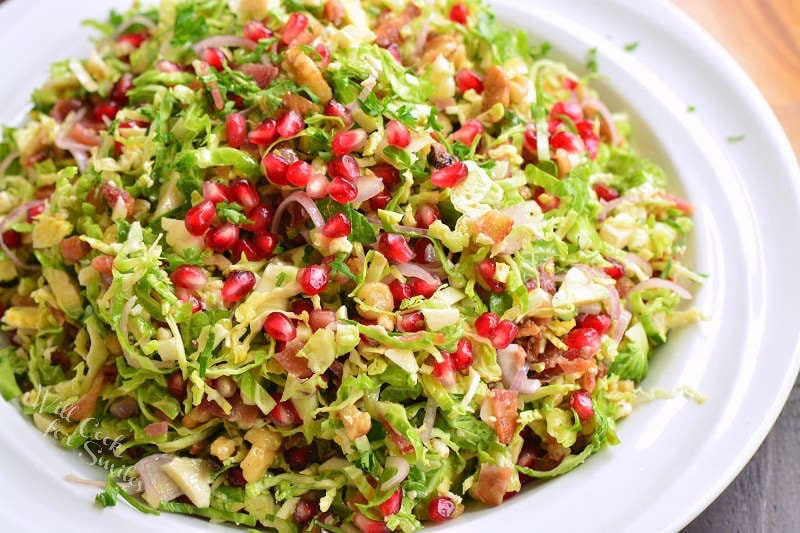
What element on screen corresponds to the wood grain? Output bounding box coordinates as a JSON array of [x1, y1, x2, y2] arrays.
[[673, 0, 800, 157]]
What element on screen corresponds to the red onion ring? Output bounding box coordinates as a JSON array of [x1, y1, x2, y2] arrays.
[[611, 309, 633, 344], [582, 98, 621, 146], [395, 263, 439, 287], [606, 285, 622, 321], [354, 176, 383, 204], [271, 191, 325, 234], [598, 197, 624, 220], [55, 110, 92, 172], [510, 362, 541, 394], [497, 344, 526, 389], [630, 278, 693, 300], [110, 15, 156, 39], [419, 398, 437, 443], [193, 35, 256, 56], [0, 200, 44, 271], [623, 252, 653, 279], [379, 456, 411, 492], [134, 453, 182, 507]]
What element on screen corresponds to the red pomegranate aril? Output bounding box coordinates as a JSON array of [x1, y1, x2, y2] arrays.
[[410, 277, 438, 298], [579, 314, 612, 335], [206, 223, 240, 251], [604, 262, 625, 279], [291, 299, 314, 315], [328, 154, 360, 181], [386, 120, 411, 148], [221, 270, 257, 305], [281, 13, 309, 44], [111, 73, 133, 104], [276, 110, 305, 138], [371, 164, 401, 189], [286, 160, 314, 187], [389, 279, 412, 307], [184, 200, 216, 236], [535, 189, 561, 213], [432, 354, 456, 387], [116, 31, 149, 49], [324, 99, 353, 128], [309, 309, 336, 331], [477, 258, 505, 293], [550, 131, 580, 152], [428, 496, 456, 522], [297, 265, 330, 295], [233, 238, 263, 261], [263, 153, 290, 185], [413, 239, 436, 264], [229, 179, 260, 211], [268, 396, 302, 427], [353, 513, 390, 533], [564, 327, 602, 359], [452, 119, 484, 146], [166, 371, 186, 400], [398, 311, 426, 333], [2, 230, 22, 249], [550, 101, 583, 122], [170, 265, 208, 290], [241, 204, 273, 233], [92, 102, 119, 122], [243, 20, 272, 42], [264, 311, 297, 342], [455, 69, 484, 95], [475, 312, 500, 338], [331, 129, 367, 156], [203, 47, 226, 71], [225, 112, 247, 148], [449, 3, 469, 24], [253, 232, 279, 257], [202, 181, 231, 204], [369, 188, 391, 210], [430, 162, 468, 188], [285, 446, 312, 471], [328, 176, 358, 204], [226, 466, 246, 488], [322, 212, 352, 238], [569, 390, 595, 421], [379, 489, 402, 517], [491, 320, 518, 349], [248, 119, 277, 146], [452, 338, 473, 371], [593, 183, 619, 201], [415, 203, 440, 229], [306, 172, 329, 199], [377, 233, 414, 264], [315, 43, 331, 67], [293, 498, 320, 524], [26, 202, 45, 222]]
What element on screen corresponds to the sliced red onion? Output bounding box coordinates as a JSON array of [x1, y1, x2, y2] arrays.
[[623, 252, 653, 279], [479, 396, 494, 424], [419, 398, 437, 443], [134, 454, 183, 508], [611, 309, 632, 344], [606, 286, 621, 321], [510, 362, 541, 394], [357, 76, 377, 103], [500, 201, 539, 227], [271, 191, 325, 234], [354, 176, 383, 204], [599, 197, 624, 220], [111, 15, 156, 39], [396, 263, 439, 287], [0, 150, 19, 176], [64, 474, 106, 489], [630, 278, 693, 300], [497, 344, 526, 389], [144, 420, 169, 437], [54, 110, 92, 172], [582, 98, 621, 146], [379, 456, 410, 492], [193, 35, 256, 56], [0, 200, 43, 271], [415, 23, 431, 57]]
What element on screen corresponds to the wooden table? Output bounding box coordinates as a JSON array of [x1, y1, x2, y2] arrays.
[[674, 2, 800, 530]]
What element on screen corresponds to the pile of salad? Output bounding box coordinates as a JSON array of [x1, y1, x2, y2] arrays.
[[0, 0, 702, 530]]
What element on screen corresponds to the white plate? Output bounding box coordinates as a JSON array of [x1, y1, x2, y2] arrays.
[[1, 1, 798, 532]]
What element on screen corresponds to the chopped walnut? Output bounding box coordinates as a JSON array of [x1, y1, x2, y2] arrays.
[[338, 404, 372, 441]]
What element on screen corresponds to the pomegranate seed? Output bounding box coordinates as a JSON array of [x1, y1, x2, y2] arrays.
[[281, 13, 309, 44], [92, 102, 119, 122], [604, 262, 625, 279], [491, 320, 518, 349], [379, 489, 402, 517], [455, 69, 484, 94], [386, 43, 403, 63], [476, 258, 505, 293], [286, 160, 314, 187], [377, 233, 414, 263], [430, 162, 468, 188], [328, 176, 358, 204], [2, 230, 22, 249], [26, 203, 45, 222], [570, 390, 595, 421], [386, 120, 411, 148], [324, 99, 353, 128], [291, 299, 314, 315], [577, 121, 600, 159], [306, 172, 329, 199], [550, 101, 583, 122], [92, 255, 114, 274], [550, 131, 580, 152], [264, 312, 297, 342], [203, 47, 226, 70], [578, 314, 612, 335], [241, 204, 273, 232], [276, 110, 305, 138], [398, 311, 426, 332], [328, 154, 360, 181], [285, 446, 312, 471], [564, 327, 602, 359], [297, 265, 329, 295], [226, 466, 246, 488], [263, 153, 290, 185], [253, 232, 278, 257], [111, 73, 133, 104], [535, 189, 561, 213], [432, 354, 456, 387], [243, 20, 272, 42], [225, 113, 247, 148], [593, 183, 619, 201], [202, 181, 231, 204], [449, 3, 469, 24], [268, 395, 302, 427], [410, 277, 438, 298], [176, 288, 204, 313], [170, 265, 208, 290], [475, 312, 500, 338], [229, 179, 260, 211], [184, 200, 216, 236], [371, 164, 401, 189], [248, 119, 277, 146], [206, 223, 240, 251], [331, 129, 367, 156], [353, 513, 390, 533], [388, 279, 412, 307], [523, 126, 538, 153], [221, 270, 256, 305], [451, 119, 483, 146], [452, 338, 473, 371], [428, 496, 455, 522], [563, 77, 579, 90], [116, 31, 148, 49], [309, 309, 336, 331], [414, 204, 440, 229], [293, 499, 320, 524], [233, 238, 263, 261], [413, 239, 436, 264], [369, 188, 391, 210], [166, 371, 186, 400], [322, 212, 352, 238], [315, 43, 331, 67]]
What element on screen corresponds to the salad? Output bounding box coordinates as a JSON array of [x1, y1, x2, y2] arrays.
[[0, 0, 702, 530]]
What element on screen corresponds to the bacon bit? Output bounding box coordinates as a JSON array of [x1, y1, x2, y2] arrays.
[[491, 389, 519, 444], [69, 122, 101, 146], [237, 63, 279, 89], [182, 399, 225, 429], [375, 4, 421, 48], [380, 417, 415, 455], [273, 339, 313, 379], [35, 185, 56, 200], [100, 182, 135, 217], [283, 92, 319, 116], [60, 236, 91, 265], [323, 0, 345, 26], [470, 210, 513, 244], [91, 255, 114, 274], [50, 99, 84, 123], [482, 65, 511, 112], [471, 464, 513, 506], [227, 394, 261, 427], [557, 357, 595, 375], [144, 420, 169, 437]]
